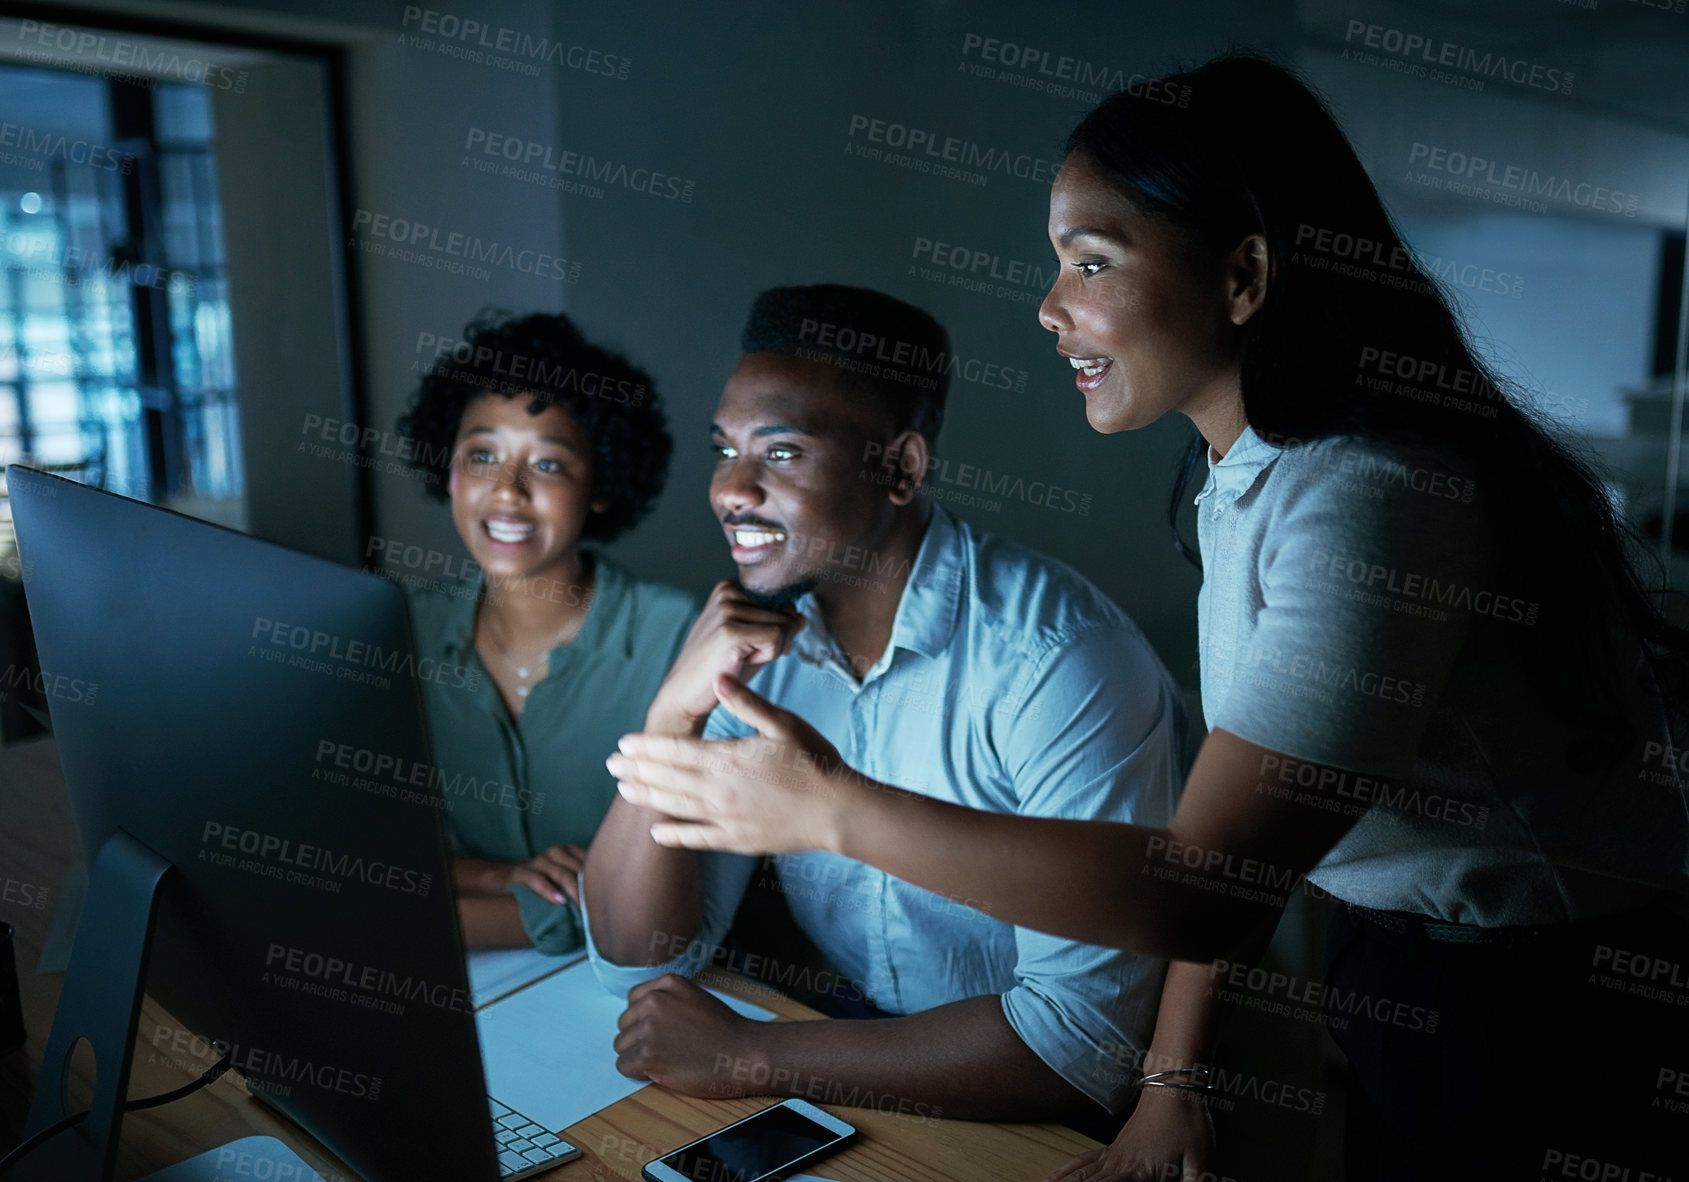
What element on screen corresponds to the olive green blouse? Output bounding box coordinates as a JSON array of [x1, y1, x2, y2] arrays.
[[406, 553, 697, 954]]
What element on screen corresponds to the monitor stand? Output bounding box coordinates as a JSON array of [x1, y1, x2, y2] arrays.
[[19, 827, 172, 1182]]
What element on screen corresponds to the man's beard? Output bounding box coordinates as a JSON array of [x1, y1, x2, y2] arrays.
[[737, 575, 818, 612]]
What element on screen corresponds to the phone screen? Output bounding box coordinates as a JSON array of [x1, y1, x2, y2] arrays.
[[655, 1104, 840, 1181]]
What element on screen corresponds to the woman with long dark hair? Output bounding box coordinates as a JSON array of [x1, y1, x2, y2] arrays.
[[606, 54, 1689, 1177]]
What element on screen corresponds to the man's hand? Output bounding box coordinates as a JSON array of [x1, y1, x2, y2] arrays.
[[1041, 1086, 1215, 1182], [613, 974, 764, 1097], [453, 846, 586, 905], [608, 674, 870, 855], [648, 581, 806, 734]]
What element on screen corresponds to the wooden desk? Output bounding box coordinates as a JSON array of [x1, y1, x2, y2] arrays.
[[0, 737, 1100, 1180]]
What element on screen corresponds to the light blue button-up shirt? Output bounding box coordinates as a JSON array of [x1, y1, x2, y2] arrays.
[[587, 506, 1188, 1111]]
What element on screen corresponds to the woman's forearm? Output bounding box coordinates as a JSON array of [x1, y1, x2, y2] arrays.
[[618, 723, 1352, 961], [836, 788, 1204, 955], [458, 894, 533, 948], [1141, 959, 1219, 1075], [453, 856, 512, 897], [833, 730, 1350, 961]]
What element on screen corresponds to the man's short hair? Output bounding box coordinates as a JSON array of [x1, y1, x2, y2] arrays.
[[741, 284, 951, 443]]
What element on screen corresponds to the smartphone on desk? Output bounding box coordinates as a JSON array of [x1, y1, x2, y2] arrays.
[[641, 1098, 856, 1182]]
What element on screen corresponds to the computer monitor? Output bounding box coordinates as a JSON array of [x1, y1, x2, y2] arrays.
[[7, 465, 505, 1181]]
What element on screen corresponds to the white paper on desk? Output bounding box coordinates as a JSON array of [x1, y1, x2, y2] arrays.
[[136, 1135, 323, 1181], [466, 946, 581, 1009], [475, 959, 775, 1132]]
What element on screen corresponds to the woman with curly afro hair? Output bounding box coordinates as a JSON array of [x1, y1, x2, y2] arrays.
[[397, 309, 697, 954]]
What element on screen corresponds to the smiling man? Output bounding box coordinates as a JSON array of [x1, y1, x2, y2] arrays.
[[581, 285, 1196, 1129]]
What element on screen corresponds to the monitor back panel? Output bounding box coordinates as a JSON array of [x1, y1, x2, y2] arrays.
[[9, 468, 501, 1182]]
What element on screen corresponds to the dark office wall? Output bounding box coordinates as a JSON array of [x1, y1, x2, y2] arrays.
[[343, 2, 569, 579], [21, 0, 1689, 678], [216, 56, 361, 565], [533, 1, 1689, 696], [535, 1, 1301, 695]]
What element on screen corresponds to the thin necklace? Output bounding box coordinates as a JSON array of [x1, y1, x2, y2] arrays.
[[481, 610, 582, 698], [477, 558, 594, 698]]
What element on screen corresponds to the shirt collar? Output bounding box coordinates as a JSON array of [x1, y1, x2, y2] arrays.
[[887, 505, 965, 660], [789, 505, 965, 678], [438, 550, 618, 659], [1193, 425, 1283, 507]]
